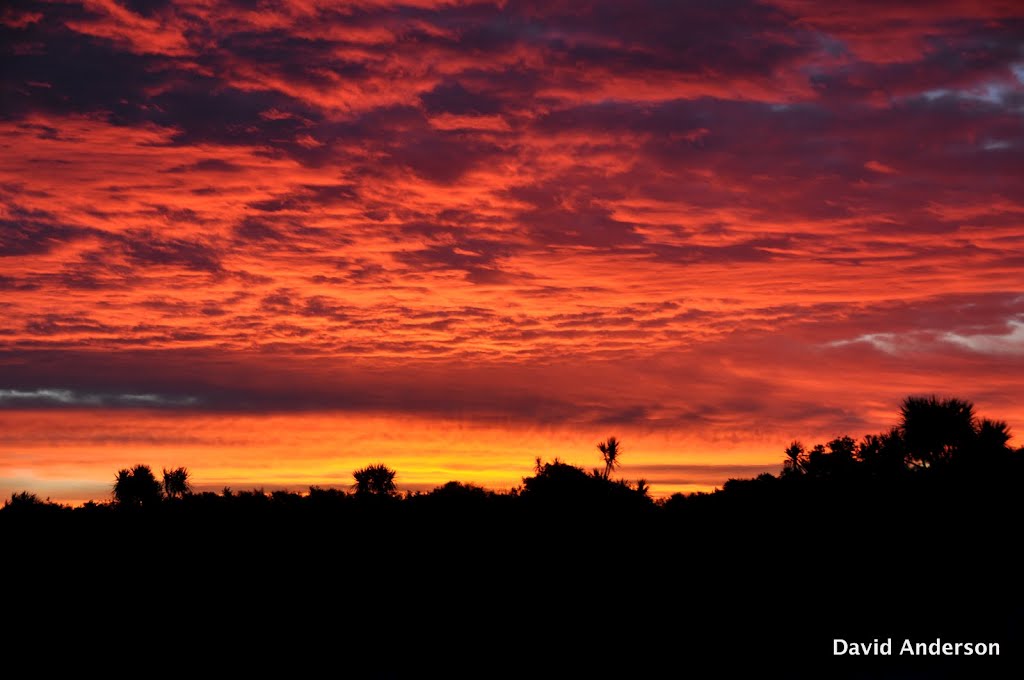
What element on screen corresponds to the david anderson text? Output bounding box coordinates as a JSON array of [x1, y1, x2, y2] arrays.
[[834, 638, 999, 656]]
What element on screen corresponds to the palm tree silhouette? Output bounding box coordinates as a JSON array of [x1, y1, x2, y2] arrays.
[[782, 441, 806, 476], [113, 464, 163, 508], [635, 478, 650, 497], [353, 464, 398, 497], [900, 396, 976, 467], [977, 418, 1012, 448], [976, 418, 1013, 463], [598, 437, 622, 480], [162, 467, 191, 499]]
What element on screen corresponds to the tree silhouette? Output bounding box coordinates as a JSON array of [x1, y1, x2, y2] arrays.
[[800, 437, 858, 478], [597, 436, 622, 480], [782, 441, 805, 476], [974, 418, 1013, 466], [977, 418, 1012, 449], [856, 428, 907, 476], [828, 436, 856, 460], [353, 464, 397, 497], [802, 443, 828, 477], [635, 478, 650, 497], [113, 464, 163, 508], [162, 467, 192, 499], [900, 396, 977, 467], [522, 458, 651, 509]]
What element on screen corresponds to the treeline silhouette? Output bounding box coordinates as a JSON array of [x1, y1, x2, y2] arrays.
[[4, 396, 1022, 675], [5, 396, 1021, 518]]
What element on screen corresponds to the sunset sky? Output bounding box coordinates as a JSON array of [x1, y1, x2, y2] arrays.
[[2, 0, 1022, 502]]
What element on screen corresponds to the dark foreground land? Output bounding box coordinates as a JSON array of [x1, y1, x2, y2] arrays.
[[4, 398, 1023, 676]]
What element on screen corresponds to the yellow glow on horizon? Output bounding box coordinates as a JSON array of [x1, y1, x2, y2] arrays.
[[0, 409, 787, 504]]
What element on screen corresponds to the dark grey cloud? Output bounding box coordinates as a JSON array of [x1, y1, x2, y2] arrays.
[[118, 230, 222, 273], [163, 158, 246, 174], [246, 184, 358, 212], [420, 81, 506, 116], [0, 207, 96, 256]]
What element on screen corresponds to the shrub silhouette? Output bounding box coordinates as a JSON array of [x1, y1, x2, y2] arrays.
[[428, 481, 490, 500], [521, 458, 651, 510], [855, 428, 907, 476], [5, 491, 44, 508], [2, 491, 64, 514]]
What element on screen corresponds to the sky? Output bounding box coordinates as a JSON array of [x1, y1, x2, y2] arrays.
[[1, 0, 1023, 502]]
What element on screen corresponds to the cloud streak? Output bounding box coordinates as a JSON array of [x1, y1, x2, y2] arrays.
[[0, 388, 199, 408]]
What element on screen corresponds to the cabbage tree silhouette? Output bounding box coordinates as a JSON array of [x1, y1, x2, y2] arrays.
[[162, 467, 191, 499], [353, 464, 397, 497], [900, 396, 977, 467], [782, 441, 805, 476], [976, 418, 1012, 455], [635, 478, 650, 497], [597, 436, 622, 479], [113, 464, 162, 508]]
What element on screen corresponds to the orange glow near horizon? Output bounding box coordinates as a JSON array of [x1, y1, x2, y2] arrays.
[[0, 409, 791, 503], [4, 392, 1023, 504]]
